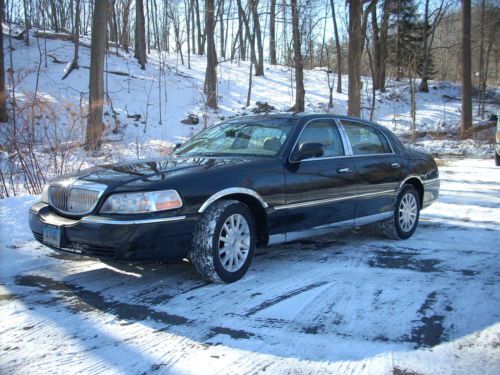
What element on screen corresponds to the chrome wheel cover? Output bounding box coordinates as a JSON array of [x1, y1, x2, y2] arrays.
[[218, 214, 251, 272], [399, 192, 418, 232]]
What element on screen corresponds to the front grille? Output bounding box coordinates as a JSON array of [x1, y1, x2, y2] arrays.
[[48, 180, 107, 215]]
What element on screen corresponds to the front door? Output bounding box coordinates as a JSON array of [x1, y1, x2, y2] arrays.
[[282, 119, 357, 233], [339, 120, 402, 221]]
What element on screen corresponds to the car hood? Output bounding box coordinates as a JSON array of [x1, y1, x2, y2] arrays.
[[58, 156, 253, 188]]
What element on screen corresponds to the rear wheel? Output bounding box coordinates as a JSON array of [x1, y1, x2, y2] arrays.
[[370, 185, 420, 240], [495, 151, 500, 166], [190, 200, 256, 283]]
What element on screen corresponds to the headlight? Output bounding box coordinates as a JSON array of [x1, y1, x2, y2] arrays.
[[99, 190, 183, 214], [40, 184, 50, 203]]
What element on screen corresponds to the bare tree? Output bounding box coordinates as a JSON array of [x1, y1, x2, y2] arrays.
[[23, 0, 30, 45], [347, 0, 362, 117], [460, 0, 472, 137], [237, 0, 258, 70], [204, 0, 218, 109], [85, 0, 110, 149], [419, 0, 449, 92], [252, 0, 264, 75], [329, 0, 342, 93], [0, 0, 7, 122], [195, 0, 206, 55], [121, 0, 132, 53], [291, 0, 304, 112], [135, 0, 147, 69], [62, 0, 81, 80], [269, 0, 277, 64], [371, 0, 390, 91], [347, 0, 377, 117]]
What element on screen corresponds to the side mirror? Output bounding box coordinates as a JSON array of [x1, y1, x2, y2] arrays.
[[292, 142, 325, 161], [173, 143, 182, 151]]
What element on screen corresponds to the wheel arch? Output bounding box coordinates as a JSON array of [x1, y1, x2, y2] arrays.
[[198, 188, 269, 246], [401, 176, 424, 207]]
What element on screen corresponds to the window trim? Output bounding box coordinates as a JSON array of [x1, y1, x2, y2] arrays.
[[288, 118, 350, 164], [336, 118, 395, 157]]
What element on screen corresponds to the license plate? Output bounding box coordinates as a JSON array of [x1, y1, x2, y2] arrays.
[[43, 226, 61, 248]]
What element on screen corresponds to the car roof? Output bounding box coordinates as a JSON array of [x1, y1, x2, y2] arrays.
[[230, 113, 386, 130]]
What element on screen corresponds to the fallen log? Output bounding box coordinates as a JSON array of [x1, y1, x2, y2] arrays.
[[33, 30, 74, 41]]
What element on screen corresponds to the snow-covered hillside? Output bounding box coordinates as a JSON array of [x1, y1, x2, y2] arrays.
[[7, 30, 497, 168]]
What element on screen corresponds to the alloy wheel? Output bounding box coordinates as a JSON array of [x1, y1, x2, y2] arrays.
[[398, 192, 418, 232], [218, 213, 251, 272]]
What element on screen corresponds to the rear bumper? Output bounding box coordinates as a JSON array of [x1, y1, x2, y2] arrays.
[[29, 202, 198, 261]]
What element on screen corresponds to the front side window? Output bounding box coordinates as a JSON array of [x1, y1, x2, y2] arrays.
[[174, 118, 296, 157], [342, 121, 392, 155], [294, 120, 345, 159]]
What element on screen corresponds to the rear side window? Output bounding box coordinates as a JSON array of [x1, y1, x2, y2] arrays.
[[342, 121, 392, 155], [296, 120, 345, 158]]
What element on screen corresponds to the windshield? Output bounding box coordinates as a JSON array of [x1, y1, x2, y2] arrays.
[[174, 118, 297, 157]]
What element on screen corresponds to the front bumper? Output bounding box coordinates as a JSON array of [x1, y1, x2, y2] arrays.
[[29, 202, 198, 261]]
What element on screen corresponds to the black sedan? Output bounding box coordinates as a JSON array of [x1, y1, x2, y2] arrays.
[[29, 114, 440, 282]]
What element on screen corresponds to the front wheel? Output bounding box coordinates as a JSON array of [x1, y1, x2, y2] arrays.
[[373, 185, 421, 240], [190, 200, 256, 283], [495, 151, 500, 166]]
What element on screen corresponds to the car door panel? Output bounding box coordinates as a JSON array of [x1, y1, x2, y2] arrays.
[[340, 120, 402, 219], [283, 119, 357, 233]]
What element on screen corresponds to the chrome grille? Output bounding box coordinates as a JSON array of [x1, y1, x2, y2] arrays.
[[48, 180, 107, 215]]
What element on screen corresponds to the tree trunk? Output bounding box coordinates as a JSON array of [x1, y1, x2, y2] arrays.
[[460, 0, 472, 137], [204, 0, 218, 109], [219, 0, 225, 59], [329, 0, 342, 93], [378, 0, 389, 91], [269, 0, 277, 65], [23, 0, 30, 45], [477, 0, 485, 116], [85, 0, 109, 149], [49, 0, 59, 32], [0, 0, 8, 122], [62, 0, 80, 80], [419, 0, 431, 92], [291, 0, 304, 112], [237, 9, 246, 60], [121, 0, 131, 53], [134, 0, 147, 69], [252, 0, 264, 76], [371, 7, 381, 91], [237, 0, 257, 68], [195, 0, 205, 55], [348, 0, 362, 117]]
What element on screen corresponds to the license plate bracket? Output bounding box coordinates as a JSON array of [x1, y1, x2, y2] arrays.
[[43, 225, 61, 248]]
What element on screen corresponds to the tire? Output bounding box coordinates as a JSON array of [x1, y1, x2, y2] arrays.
[[495, 151, 500, 166], [190, 200, 256, 283], [371, 185, 421, 240]]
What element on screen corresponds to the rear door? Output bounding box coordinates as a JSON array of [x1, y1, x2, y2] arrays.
[[282, 118, 357, 233], [339, 120, 402, 221]]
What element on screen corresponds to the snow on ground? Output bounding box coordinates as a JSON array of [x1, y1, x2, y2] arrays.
[[1, 158, 499, 375]]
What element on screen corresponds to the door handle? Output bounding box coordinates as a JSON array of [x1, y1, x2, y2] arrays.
[[337, 167, 352, 174], [391, 162, 401, 168]]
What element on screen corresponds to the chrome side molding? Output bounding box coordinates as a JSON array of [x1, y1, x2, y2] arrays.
[[267, 211, 393, 245], [274, 189, 395, 211]]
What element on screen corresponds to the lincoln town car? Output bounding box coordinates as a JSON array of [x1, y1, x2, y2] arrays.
[[29, 114, 440, 282]]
